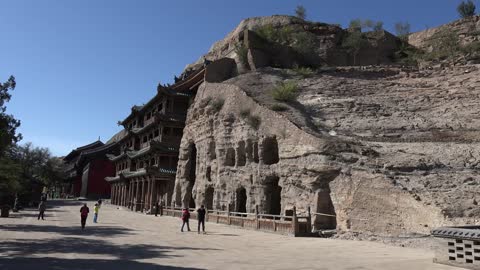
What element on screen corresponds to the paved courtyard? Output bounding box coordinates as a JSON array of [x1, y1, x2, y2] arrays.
[[0, 200, 457, 270]]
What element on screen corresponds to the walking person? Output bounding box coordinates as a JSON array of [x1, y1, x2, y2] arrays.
[[80, 203, 89, 229], [180, 208, 191, 232], [154, 201, 160, 217], [38, 201, 46, 220], [197, 205, 206, 234], [93, 203, 99, 223]]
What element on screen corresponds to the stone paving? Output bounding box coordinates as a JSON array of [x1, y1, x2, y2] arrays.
[[0, 200, 457, 270]]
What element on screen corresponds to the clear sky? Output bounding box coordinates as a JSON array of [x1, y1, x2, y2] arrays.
[[0, 0, 470, 156]]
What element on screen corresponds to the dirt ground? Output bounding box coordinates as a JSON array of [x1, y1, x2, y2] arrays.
[[0, 200, 457, 270]]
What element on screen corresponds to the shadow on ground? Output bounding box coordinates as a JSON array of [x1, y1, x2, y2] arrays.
[[0, 224, 135, 237], [0, 237, 220, 261], [0, 258, 205, 270]]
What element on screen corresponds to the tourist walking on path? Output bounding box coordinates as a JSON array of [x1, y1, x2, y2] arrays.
[[80, 203, 89, 229], [197, 205, 206, 234], [37, 201, 46, 220], [181, 208, 191, 232], [93, 203, 99, 223], [155, 201, 160, 217]]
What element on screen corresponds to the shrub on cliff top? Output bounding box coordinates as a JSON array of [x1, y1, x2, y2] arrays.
[[295, 5, 306, 20], [235, 42, 249, 69], [458, 0, 476, 18], [272, 81, 298, 102]]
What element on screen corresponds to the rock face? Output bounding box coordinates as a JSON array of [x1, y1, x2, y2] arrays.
[[409, 15, 480, 49], [172, 16, 480, 237], [185, 15, 402, 74]]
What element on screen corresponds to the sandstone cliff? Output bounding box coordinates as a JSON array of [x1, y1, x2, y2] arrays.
[[173, 16, 480, 237]]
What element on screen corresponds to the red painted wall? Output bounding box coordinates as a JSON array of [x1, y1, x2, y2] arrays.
[[87, 159, 114, 198], [73, 175, 82, 197]]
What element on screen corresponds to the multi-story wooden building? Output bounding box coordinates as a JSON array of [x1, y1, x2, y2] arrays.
[[64, 141, 119, 198], [107, 69, 205, 212]]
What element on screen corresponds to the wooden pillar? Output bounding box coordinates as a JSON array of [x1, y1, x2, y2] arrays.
[[111, 184, 116, 205], [141, 178, 146, 212], [129, 180, 134, 209], [149, 179, 156, 213], [115, 184, 119, 205], [136, 179, 141, 211], [292, 206, 298, 237], [146, 177, 152, 211], [122, 183, 126, 206]]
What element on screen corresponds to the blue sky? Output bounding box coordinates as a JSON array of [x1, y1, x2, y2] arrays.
[[0, 0, 471, 156]]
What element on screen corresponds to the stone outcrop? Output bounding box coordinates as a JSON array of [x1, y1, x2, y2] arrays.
[[171, 16, 480, 238], [409, 15, 480, 49], [184, 15, 402, 75]]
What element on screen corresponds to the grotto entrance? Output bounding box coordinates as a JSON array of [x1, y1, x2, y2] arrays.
[[236, 187, 247, 213], [265, 176, 282, 215], [313, 189, 337, 230], [205, 186, 214, 210]]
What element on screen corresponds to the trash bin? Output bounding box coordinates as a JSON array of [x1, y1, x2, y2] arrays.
[[1, 205, 10, 217]]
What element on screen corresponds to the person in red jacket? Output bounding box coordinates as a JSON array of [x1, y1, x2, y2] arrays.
[[80, 204, 89, 230], [181, 208, 191, 232]]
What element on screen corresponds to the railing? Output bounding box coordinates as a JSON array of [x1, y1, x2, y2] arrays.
[[160, 205, 314, 237]]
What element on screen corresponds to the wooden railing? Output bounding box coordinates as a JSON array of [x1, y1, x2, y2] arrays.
[[160, 205, 314, 237]]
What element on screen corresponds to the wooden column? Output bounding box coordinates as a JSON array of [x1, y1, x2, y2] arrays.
[[115, 184, 119, 205], [141, 178, 146, 212], [292, 206, 298, 236], [136, 179, 141, 212], [150, 179, 156, 213], [122, 184, 125, 206], [129, 181, 134, 209], [111, 184, 116, 205], [145, 177, 151, 211]]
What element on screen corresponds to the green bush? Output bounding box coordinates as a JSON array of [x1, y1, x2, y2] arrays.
[[211, 98, 224, 113], [395, 22, 411, 41], [255, 24, 318, 56], [342, 32, 369, 65], [272, 81, 298, 102], [295, 5, 306, 20], [235, 42, 249, 68], [462, 41, 480, 56], [270, 104, 289, 111], [458, 0, 476, 18], [423, 29, 460, 61], [247, 115, 261, 130], [293, 65, 314, 77]]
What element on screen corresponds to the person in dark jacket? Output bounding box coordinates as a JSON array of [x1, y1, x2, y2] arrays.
[[80, 204, 89, 229], [38, 201, 46, 220], [155, 201, 160, 217], [181, 208, 191, 232], [197, 205, 206, 234]]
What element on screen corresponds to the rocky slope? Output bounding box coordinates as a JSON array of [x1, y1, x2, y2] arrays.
[[173, 16, 480, 237]]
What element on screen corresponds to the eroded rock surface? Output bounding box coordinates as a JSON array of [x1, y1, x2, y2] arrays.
[[172, 15, 480, 237]]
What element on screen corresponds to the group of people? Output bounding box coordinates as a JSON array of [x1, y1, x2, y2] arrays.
[[38, 198, 208, 233], [181, 205, 207, 234], [79, 199, 101, 229]]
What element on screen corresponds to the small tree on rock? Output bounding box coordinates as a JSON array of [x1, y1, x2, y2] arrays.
[[295, 5, 306, 20], [342, 32, 369, 65], [395, 22, 411, 41], [457, 0, 476, 18]]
